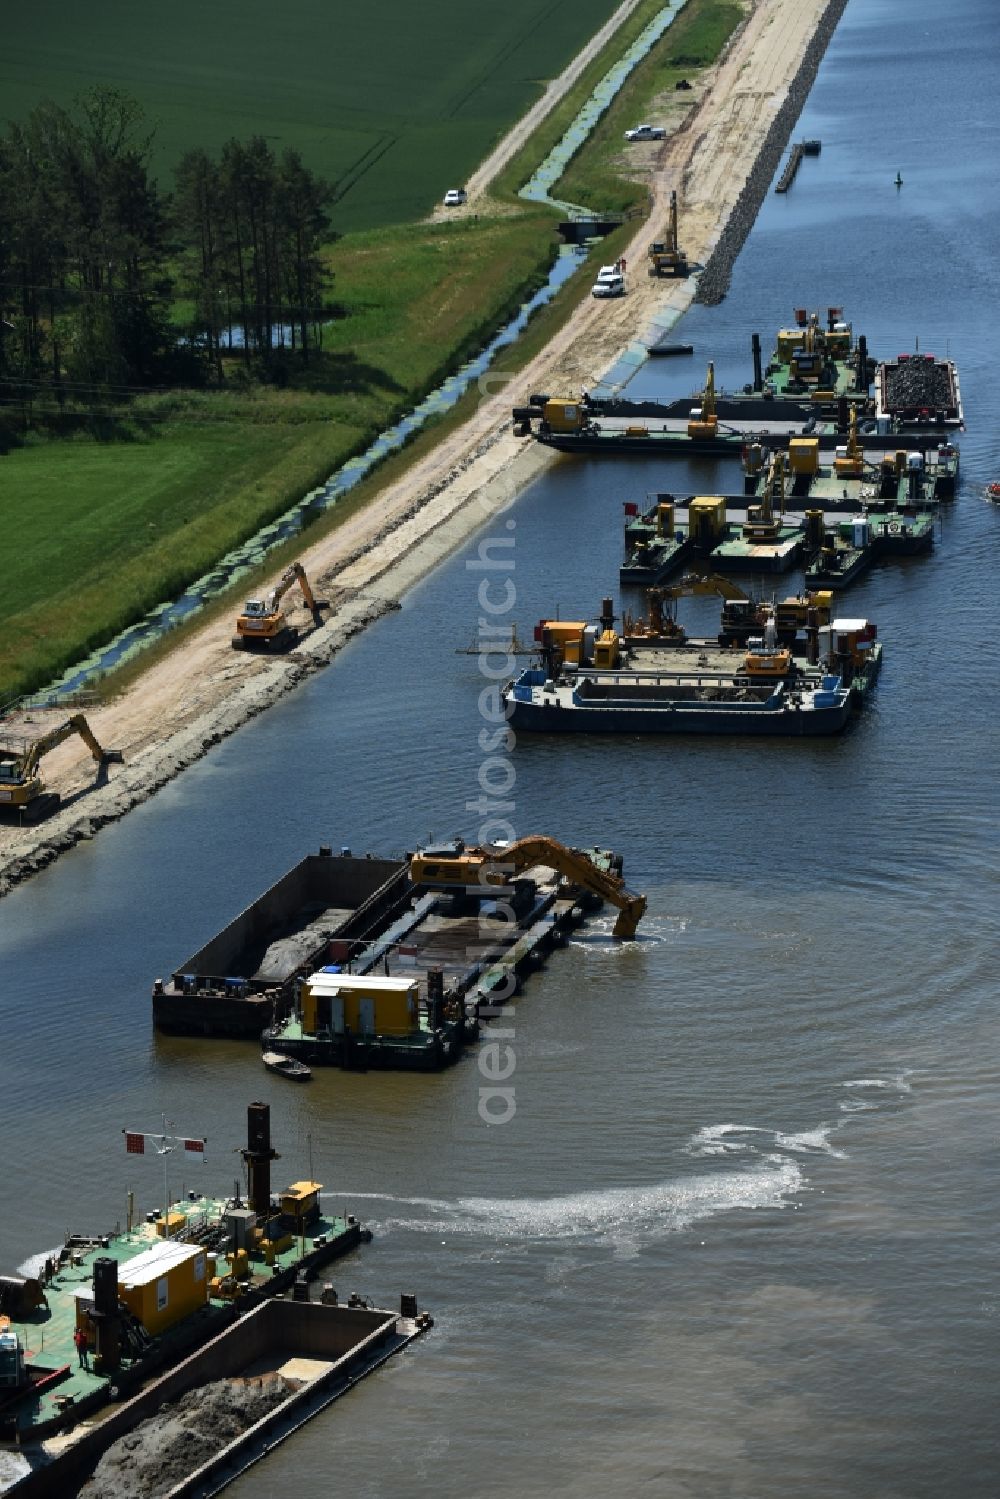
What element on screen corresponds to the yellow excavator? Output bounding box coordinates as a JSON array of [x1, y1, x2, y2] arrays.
[[624, 573, 750, 643], [648, 190, 689, 278], [409, 837, 647, 940], [687, 363, 717, 440], [233, 563, 328, 651], [0, 714, 123, 821]]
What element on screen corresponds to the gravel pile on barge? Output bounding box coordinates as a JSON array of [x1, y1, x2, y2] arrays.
[[79, 1378, 289, 1499]]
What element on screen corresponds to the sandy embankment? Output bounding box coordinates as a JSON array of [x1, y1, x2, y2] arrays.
[[0, 0, 845, 898]]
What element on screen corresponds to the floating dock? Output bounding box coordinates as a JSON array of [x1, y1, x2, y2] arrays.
[[775, 139, 821, 192]]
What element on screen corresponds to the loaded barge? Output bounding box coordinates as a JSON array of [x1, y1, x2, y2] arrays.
[[155, 843, 641, 1065], [0, 1104, 429, 1496], [153, 849, 410, 1038]]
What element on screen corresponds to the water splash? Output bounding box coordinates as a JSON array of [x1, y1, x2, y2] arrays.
[[335, 1162, 801, 1246]]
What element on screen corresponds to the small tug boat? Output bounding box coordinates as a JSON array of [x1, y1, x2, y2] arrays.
[[262, 1050, 312, 1081]]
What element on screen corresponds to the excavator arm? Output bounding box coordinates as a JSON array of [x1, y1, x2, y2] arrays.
[[410, 837, 646, 940], [652, 572, 749, 604], [18, 715, 120, 781], [268, 563, 318, 612], [235, 562, 327, 650]]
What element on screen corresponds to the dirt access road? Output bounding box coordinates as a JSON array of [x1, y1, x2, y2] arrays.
[[0, 0, 836, 895]]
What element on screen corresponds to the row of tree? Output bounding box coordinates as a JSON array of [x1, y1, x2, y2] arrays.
[[0, 87, 335, 403]]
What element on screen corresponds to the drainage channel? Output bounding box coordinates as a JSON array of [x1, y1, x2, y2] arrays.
[[27, 247, 587, 705], [519, 0, 690, 217]]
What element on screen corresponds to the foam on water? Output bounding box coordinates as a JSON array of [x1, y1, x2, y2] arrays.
[[333, 1162, 802, 1247], [841, 1073, 914, 1094], [17, 1246, 61, 1279]]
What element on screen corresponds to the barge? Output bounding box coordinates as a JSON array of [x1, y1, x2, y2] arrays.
[[505, 607, 881, 738], [804, 508, 934, 589], [155, 842, 639, 1062], [512, 313, 963, 460], [744, 429, 958, 503], [0, 1110, 430, 1499], [875, 351, 963, 430], [511, 393, 957, 460], [504, 666, 854, 736], [262, 840, 645, 1069], [620, 485, 802, 586], [153, 849, 411, 1038], [0, 1106, 375, 1457]]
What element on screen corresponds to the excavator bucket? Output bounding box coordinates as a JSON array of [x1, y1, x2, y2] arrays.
[[611, 896, 647, 940]]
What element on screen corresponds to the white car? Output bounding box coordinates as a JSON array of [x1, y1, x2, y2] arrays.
[[443, 188, 467, 207], [624, 124, 666, 142], [592, 265, 626, 298]]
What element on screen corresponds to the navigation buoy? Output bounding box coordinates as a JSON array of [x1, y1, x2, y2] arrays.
[[895, 172, 903, 187]]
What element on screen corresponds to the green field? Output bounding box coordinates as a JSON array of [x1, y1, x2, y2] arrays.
[[0, 213, 559, 699], [2, 0, 619, 231]]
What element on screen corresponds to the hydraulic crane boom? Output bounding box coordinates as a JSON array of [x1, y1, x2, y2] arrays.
[[409, 837, 646, 939]]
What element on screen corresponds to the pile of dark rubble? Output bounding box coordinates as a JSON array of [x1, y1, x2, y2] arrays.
[[694, 0, 852, 306], [883, 360, 952, 410], [78, 1377, 290, 1499]]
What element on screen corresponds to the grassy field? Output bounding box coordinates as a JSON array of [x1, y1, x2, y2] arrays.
[[2, 0, 619, 231], [0, 213, 559, 700]]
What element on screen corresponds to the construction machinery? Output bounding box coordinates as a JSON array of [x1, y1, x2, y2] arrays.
[[409, 837, 647, 940], [233, 563, 328, 651], [742, 612, 793, 678], [625, 573, 749, 644], [687, 363, 718, 440], [0, 714, 123, 821], [647, 191, 688, 278], [743, 451, 787, 540]]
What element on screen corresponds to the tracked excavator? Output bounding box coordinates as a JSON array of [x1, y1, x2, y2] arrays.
[[233, 563, 328, 651], [647, 191, 689, 278], [0, 714, 123, 821], [409, 837, 647, 940]]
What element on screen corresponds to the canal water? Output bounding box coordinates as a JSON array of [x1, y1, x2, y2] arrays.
[[2, 0, 999, 1493]]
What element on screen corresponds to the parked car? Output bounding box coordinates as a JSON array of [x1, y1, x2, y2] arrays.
[[592, 265, 626, 299], [443, 188, 467, 206], [624, 124, 666, 142]]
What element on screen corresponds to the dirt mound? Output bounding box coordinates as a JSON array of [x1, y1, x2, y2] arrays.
[[78, 1376, 289, 1499]]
